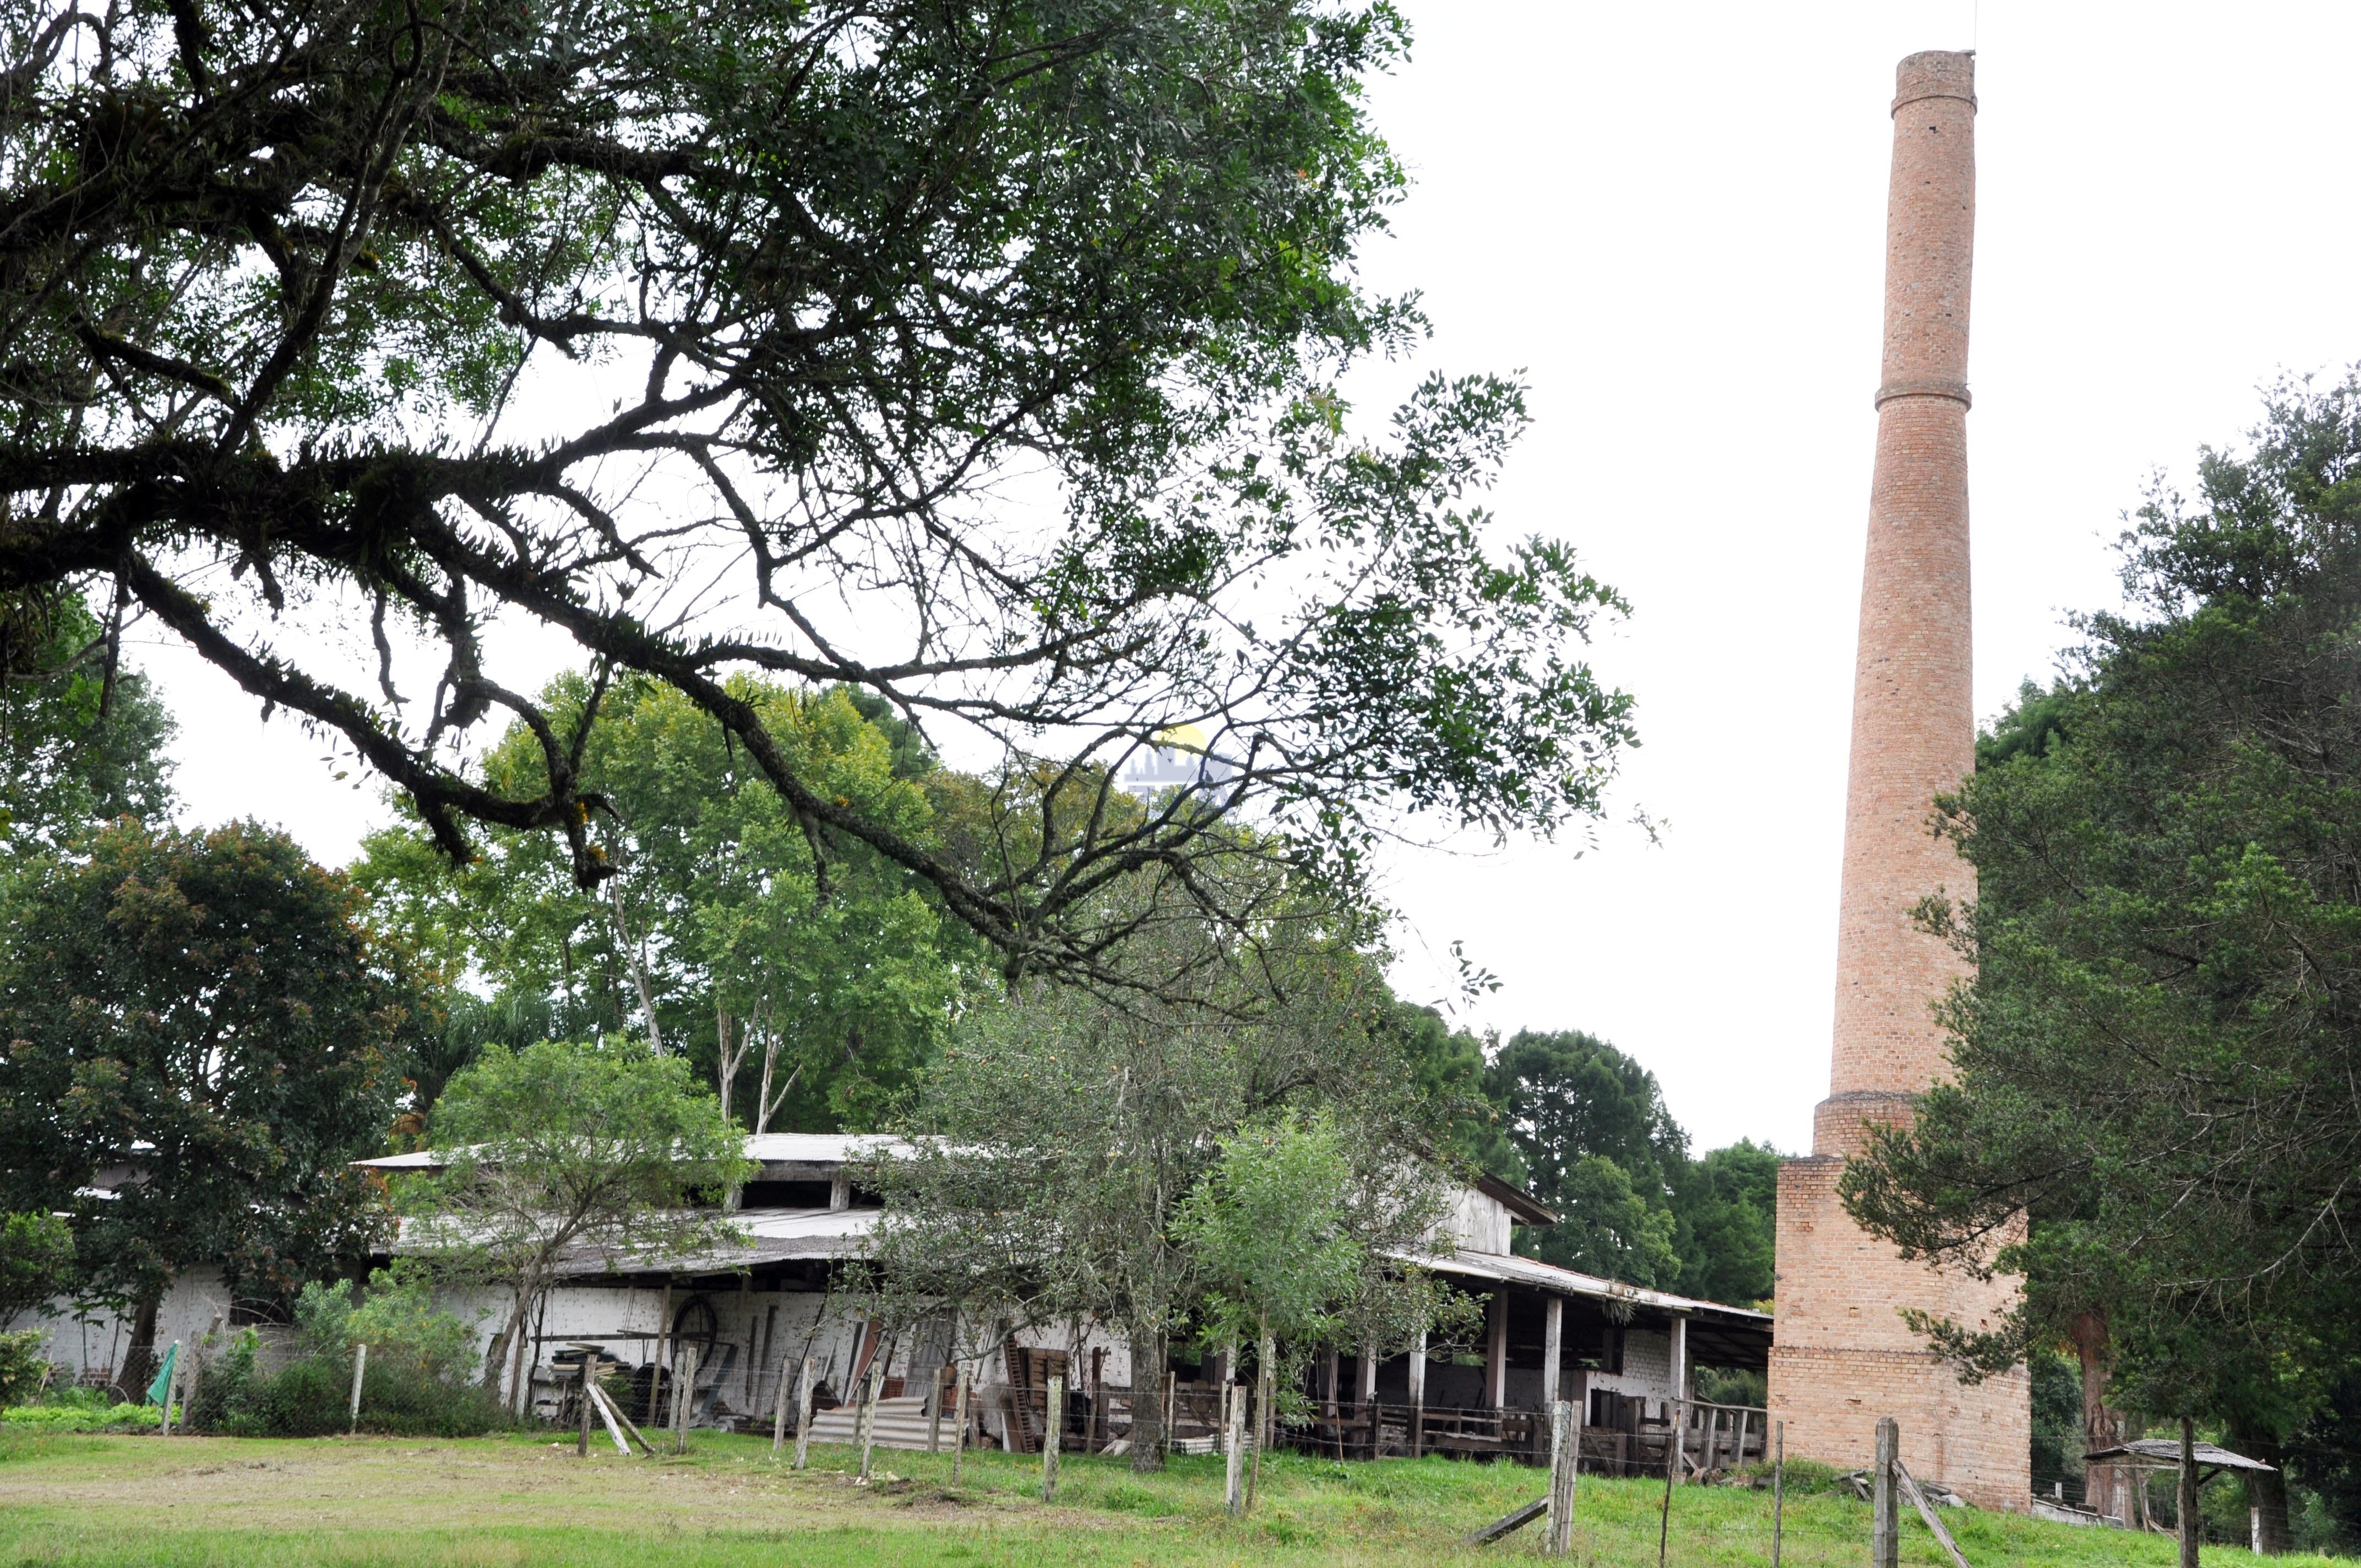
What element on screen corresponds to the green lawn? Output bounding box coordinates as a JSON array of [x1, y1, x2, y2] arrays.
[[0, 1428, 2334, 1568]]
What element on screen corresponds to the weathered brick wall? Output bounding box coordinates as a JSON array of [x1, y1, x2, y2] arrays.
[[1772, 50, 2031, 1512]]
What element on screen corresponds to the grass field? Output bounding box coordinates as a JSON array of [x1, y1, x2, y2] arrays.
[[0, 1428, 2338, 1568]]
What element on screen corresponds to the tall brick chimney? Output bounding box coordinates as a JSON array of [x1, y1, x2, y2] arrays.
[[1767, 51, 2031, 1510]]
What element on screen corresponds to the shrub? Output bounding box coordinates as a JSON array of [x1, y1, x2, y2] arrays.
[[191, 1316, 511, 1439], [0, 1329, 50, 1406], [1, 1392, 158, 1433]]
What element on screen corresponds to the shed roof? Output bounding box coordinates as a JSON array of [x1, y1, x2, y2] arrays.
[[2082, 1439, 2276, 1473]]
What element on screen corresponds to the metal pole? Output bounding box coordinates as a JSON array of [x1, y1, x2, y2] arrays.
[[1772, 1420, 1785, 1568], [349, 1342, 368, 1435]]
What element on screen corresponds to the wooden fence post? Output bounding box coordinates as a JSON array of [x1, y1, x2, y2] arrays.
[[1772, 1419, 1785, 1568], [1657, 1398, 1678, 1568], [576, 1364, 592, 1457], [1225, 1385, 1247, 1516], [2179, 1418, 2201, 1568], [673, 1346, 699, 1455], [929, 1363, 947, 1454], [1042, 1374, 1064, 1501], [857, 1360, 884, 1482], [950, 1367, 971, 1485], [1545, 1399, 1580, 1556], [791, 1358, 816, 1470], [1873, 1417, 1900, 1568], [348, 1342, 368, 1435], [772, 1355, 794, 1453]]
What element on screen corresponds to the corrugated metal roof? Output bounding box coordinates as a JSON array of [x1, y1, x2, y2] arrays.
[[1413, 1246, 1772, 1324], [2083, 1439, 2276, 1473]]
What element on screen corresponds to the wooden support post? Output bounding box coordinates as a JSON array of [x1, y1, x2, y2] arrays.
[[1668, 1315, 1688, 1403], [2179, 1417, 2201, 1568], [673, 1346, 699, 1454], [1409, 1327, 1427, 1459], [1545, 1399, 1580, 1557], [1358, 1342, 1377, 1459], [1166, 1370, 1177, 1457], [857, 1359, 884, 1482], [1772, 1420, 1785, 1568], [792, 1358, 816, 1470], [1873, 1417, 1900, 1568], [950, 1367, 971, 1485], [576, 1364, 592, 1456], [1042, 1374, 1063, 1501], [929, 1363, 947, 1453], [653, 1282, 672, 1423], [1484, 1293, 1508, 1412], [349, 1342, 368, 1435], [1542, 1296, 1564, 1414], [1226, 1381, 1247, 1516]]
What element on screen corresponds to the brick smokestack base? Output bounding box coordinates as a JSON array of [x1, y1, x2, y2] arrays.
[[1770, 50, 2031, 1511]]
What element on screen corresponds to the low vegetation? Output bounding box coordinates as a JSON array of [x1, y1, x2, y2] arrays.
[[0, 1431, 2336, 1568]]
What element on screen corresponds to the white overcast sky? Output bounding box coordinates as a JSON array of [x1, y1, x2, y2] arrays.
[[137, 2, 2361, 1155]]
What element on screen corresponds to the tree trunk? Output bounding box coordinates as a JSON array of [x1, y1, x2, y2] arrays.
[[2069, 1311, 2128, 1520], [2224, 1412, 2294, 1553], [119, 1283, 164, 1403], [1129, 1326, 1166, 1473]]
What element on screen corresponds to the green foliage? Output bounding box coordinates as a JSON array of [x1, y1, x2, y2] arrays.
[[0, 1390, 158, 1432], [406, 1038, 752, 1406], [0, 820, 422, 1378], [294, 1265, 481, 1385], [0, 1330, 47, 1406], [1667, 1141, 1778, 1306], [0, 0, 1636, 992], [1483, 1029, 1774, 1304], [188, 1325, 509, 1440], [1173, 1114, 1366, 1365], [356, 676, 961, 1131], [0, 589, 175, 858], [1840, 373, 2361, 1528], [864, 917, 1459, 1468], [0, 1213, 75, 1330], [1539, 1153, 1680, 1288]]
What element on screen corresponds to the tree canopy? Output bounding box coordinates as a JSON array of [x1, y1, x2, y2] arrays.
[[0, 818, 422, 1394], [357, 671, 962, 1128], [406, 1037, 752, 1409], [1840, 374, 2361, 1546], [0, 587, 173, 856], [1, 0, 1635, 991]]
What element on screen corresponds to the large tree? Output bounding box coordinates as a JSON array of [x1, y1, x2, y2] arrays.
[[406, 1038, 751, 1411], [358, 672, 962, 1129], [862, 908, 1453, 1471], [1841, 374, 2361, 1549], [0, 0, 1634, 991], [0, 819, 422, 1396]]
